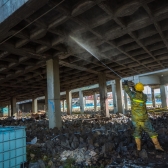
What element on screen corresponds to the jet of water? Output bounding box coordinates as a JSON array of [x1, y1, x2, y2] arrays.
[[69, 35, 122, 79]]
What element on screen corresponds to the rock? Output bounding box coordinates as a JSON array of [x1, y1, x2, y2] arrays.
[[121, 146, 127, 152], [61, 139, 71, 149], [30, 153, 35, 159], [2, 111, 168, 167], [87, 137, 93, 145], [51, 165, 56, 168], [80, 137, 84, 143], [29, 162, 40, 168], [132, 150, 138, 157], [71, 136, 79, 149], [45, 140, 54, 152], [139, 149, 148, 159], [156, 155, 162, 159], [38, 160, 45, 168], [48, 160, 53, 166]]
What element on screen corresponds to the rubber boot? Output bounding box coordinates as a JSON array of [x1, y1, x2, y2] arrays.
[[151, 137, 164, 151], [135, 138, 141, 151]]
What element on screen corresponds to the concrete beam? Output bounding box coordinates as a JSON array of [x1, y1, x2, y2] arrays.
[[139, 75, 161, 85], [160, 76, 168, 85], [0, 0, 48, 41], [0, 0, 29, 24], [98, 73, 109, 117], [46, 58, 62, 128]]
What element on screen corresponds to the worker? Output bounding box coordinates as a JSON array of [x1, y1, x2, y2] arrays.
[[123, 81, 164, 152]]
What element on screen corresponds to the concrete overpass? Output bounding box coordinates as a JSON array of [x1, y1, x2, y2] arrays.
[[1, 0, 168, 127]]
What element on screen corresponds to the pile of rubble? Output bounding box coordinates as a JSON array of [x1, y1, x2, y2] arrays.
[[1, 112, 168, 168]]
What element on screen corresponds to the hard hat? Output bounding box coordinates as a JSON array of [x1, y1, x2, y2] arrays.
[[135, 82, 144, 91]]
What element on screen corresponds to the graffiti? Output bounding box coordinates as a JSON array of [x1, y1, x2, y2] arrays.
[[48, 100, 55, 112]]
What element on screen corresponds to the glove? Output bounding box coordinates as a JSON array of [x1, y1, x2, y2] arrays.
[[123, 80, 128, 85]]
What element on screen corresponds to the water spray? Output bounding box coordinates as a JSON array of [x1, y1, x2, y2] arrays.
[[69, 36, 122, 79]]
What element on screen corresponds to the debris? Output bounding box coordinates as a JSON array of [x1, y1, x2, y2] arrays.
[[1, 112, 168, 167], [28, 162, 40, 168], [30, 153, 35, 160], [38, 160, 45, 168], [139, 149, 148, 159], [27, 137, 37, 145]]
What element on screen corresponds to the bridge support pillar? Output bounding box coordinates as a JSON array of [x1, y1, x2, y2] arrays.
[[160, 85, 167, 108], [98, 73, 109, 117], [63, 100, 65, 112], [8, 104, 11, 117], [32, 98, 37, 113], [94, 92, 97, 112], [45, 89, 48, 118], [111, 81, 118, 113], [46, 58, 61, 128], [11, 97, 17, 117], [79, 90, 84, 113], [151, 88, 156, 107], [124, 91, 128, 111], [116, 79, 124, 114], [66, 90, 72, 115]]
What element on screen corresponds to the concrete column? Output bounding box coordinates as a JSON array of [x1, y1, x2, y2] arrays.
[[45, 89, 48, 118], [11, 97, 17, 117], [94, 92, 97, 111], [151, 88, 156, 107], [124, 91, 128, 111], [98, 73, 109, 117], [66, 90, 72, 115], [79, 90, 84, 113], [46, 58, 62, 128], [84, 97, 86, 106], [111, 81, 118, 113], [8, 105, 11, 117], [160, 85, 167, 108], [63, 100, 65, 112], [22, 104, 24, 112], [116, 79, 124, 114], [32, 98, 38, 113]]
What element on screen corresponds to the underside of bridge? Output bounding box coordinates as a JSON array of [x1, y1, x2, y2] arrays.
[[0, 0, 168, 104]]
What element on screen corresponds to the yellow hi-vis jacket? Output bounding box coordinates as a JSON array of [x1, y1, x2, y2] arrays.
[[123, 85, 148, 121]]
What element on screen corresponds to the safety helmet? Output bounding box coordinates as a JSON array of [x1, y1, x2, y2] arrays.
[[135, 82, 144, 92]]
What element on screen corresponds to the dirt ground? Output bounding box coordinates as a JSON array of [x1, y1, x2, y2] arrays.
[[1, 112, 168, 168]]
